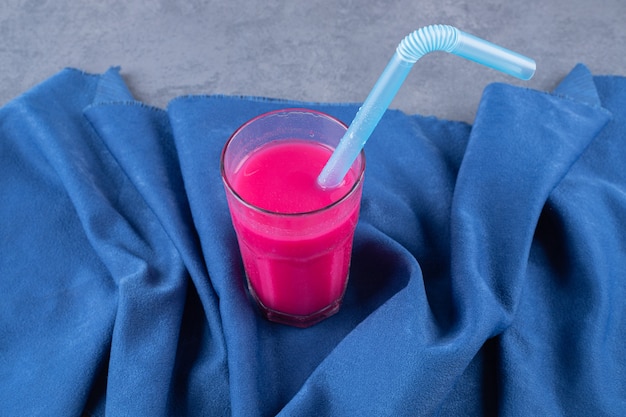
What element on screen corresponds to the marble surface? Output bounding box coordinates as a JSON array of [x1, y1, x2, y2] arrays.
[[1, 0, 624, 123]]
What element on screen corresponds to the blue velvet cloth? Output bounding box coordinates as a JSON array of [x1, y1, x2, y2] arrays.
[[1, 64, 624, 416]]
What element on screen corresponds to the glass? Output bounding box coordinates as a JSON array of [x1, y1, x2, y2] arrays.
[[220, 108, 365, 327]]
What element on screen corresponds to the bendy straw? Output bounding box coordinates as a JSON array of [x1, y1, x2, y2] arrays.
[[317, 24, 536, 188]]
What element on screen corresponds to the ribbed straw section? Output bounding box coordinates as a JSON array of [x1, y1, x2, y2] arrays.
[[396, 24, 460, 63]]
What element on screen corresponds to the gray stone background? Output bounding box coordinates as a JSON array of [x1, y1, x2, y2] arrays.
[[1, 0, 624, 123]]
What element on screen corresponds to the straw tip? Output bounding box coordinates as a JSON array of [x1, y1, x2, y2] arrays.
[[516, 62, 536, 80]]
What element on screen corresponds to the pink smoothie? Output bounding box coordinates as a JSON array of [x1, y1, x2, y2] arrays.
[[228, 139, 363, 318]]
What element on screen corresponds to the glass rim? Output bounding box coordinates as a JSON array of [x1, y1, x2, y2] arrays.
[[220, 108, 366, 218]]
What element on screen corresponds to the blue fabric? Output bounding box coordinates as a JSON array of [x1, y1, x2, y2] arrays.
[[0, 64, 624, 416]]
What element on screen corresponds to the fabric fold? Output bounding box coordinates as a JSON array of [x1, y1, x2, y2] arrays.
[[497, 70, 626, 415], [450, 79, 611, 329], [83, 69, 230, 415], [1, 68, 190, 416], [1, 68, 118, 415]]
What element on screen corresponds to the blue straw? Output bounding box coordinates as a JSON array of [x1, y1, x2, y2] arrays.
[[317, 24, 536, 188]]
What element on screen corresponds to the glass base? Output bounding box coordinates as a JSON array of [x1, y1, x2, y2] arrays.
[[247, 282, 343, 328]]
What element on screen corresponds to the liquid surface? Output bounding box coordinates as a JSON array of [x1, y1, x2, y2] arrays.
[[231, 140, 356, 214]]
